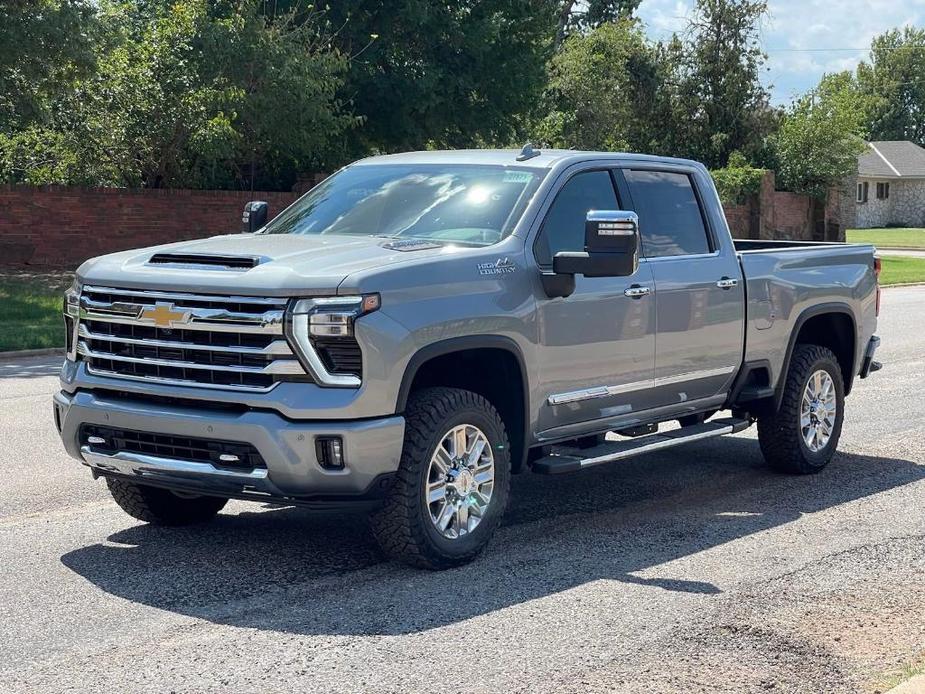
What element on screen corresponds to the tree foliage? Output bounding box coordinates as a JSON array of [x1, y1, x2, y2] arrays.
[[677, 0, 776, 168], [2, 0, 353, 189], [555, 0, 641, 47], [0, 0, 96, 131], [857, 27, 925, 146], [0, 0, 913, 197], [775, 72, 867, 199], [711, 151, 765, 204], [324, 0, 557, 156], [535, 21, 663, 151]]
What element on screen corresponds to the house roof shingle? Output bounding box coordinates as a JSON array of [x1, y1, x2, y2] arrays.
[[858, 140, 925, 178]]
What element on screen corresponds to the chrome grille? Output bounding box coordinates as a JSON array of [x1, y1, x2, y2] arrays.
[[76, 285, 306, 391]]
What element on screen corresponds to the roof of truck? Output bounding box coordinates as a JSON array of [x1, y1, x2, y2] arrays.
[[355, 148, 704, 171]]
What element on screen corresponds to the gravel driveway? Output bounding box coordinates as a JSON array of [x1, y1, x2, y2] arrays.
[[1, 287, 924, 693]]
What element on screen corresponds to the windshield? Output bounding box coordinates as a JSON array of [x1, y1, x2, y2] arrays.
[[261, 164, 545, 246]]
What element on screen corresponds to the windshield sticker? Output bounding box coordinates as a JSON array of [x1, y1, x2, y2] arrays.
[[503, 171, 534, 184]]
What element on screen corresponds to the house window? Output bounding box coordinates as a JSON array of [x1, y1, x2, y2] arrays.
[[857, 181, 869, 203], [876, 181, 890, 199]]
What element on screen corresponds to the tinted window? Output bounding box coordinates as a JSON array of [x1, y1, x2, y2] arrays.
[[535, 170, 618, 265], [623, 170, 711, 257]]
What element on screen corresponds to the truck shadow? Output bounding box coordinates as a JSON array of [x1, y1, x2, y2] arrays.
[[60, 436, 924, 636]]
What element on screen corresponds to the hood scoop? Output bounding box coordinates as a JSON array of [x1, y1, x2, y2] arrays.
[[147, 252, 262, 270]]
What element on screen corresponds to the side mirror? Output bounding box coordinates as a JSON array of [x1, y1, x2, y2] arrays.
[[242, 201, 269, 232], [542, 211, 640, 298]]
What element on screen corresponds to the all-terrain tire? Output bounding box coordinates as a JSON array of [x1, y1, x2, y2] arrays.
[[757, 344, 845, 474], [370, 387, 512, 569], [106, 478, 228, 525]]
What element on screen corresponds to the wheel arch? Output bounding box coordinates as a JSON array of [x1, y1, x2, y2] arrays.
[[776, 303, 857, 409], [396, 336, 530, 473]]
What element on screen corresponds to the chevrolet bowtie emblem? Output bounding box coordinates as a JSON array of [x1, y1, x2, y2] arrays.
[[140, 303, 191, 328]]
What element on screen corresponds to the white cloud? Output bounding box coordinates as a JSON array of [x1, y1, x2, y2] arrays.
[[636, 0, 925, 104]]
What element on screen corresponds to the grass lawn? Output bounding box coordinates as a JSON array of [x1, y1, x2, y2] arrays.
[[879, 255, 925, 286], [0, 273, 72, 352], [846, 227, 925, 248]]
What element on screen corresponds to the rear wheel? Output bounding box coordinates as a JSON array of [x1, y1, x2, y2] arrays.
[[757, 344, 844, 474], [370, 387, 511, 569], [106, 478, 228, 525]]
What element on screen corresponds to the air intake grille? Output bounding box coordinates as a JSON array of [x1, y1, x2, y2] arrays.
[[148, 253, 260, 269], [81, 424, 266, 470], [76, 285, 305, 391]]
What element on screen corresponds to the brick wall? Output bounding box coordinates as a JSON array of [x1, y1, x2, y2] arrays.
[[718, 171, 845, 243], [721, 203, 751, 238], [0, 176, 846, 268], [770, 191, 813, 240], [0, 185, 298, 267]]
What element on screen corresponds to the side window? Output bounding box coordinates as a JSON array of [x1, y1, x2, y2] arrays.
[[623, 170, 711, 258], [535, 170, 618, 265]]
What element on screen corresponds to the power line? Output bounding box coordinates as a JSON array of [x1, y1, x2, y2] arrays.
[[764, 46, 925, 52]]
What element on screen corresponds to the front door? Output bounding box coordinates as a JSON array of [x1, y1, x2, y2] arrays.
[[619, 167, 744, 406], [533, 169, 657, 435]]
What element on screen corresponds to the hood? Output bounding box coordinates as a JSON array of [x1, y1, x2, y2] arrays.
[[76, 233, 455, 296]]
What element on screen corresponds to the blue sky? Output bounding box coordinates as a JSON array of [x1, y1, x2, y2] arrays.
[[636, 0, 925, 105]]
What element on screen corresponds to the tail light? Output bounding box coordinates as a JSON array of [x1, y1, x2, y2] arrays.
[[874, 256, 881, 316]]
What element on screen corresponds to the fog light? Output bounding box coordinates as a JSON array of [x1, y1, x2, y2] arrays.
[[316, 436, 345, 469]]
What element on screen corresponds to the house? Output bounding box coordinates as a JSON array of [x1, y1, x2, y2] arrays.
[[855, 140, 925, 228]]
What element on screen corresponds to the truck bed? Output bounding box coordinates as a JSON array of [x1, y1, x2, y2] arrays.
[[735, 239, 878, 391]]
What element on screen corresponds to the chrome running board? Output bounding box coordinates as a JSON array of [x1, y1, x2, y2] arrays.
[[532, 417, 752, 474]]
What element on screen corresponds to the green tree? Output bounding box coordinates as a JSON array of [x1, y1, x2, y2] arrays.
[[775, 72, 866, 198], [323, 0, 556, 156], [535, 21, 663, 151], [857, 27, 925, 146], [0, 0, 96, 132], [555, 0, 641, 47], [3, 0, 353, 189], [677, 0, 775, 167]]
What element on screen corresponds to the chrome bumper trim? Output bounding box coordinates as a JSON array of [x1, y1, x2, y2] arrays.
[[80, 446, 270, 482]]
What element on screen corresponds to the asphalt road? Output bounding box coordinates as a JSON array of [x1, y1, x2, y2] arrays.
[[2, 288, 924, 693]]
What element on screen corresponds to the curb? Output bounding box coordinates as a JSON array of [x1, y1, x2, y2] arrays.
[[0, 347, 64, 361], [887, 673, 925, 693], [882, 282, 925, 288], [874, 246, 925, 252]]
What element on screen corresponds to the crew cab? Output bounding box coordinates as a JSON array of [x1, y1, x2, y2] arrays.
[[54, 147, 882, 568]]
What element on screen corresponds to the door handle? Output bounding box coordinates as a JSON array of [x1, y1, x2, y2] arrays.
[[716, 277, 739, 289], [624, 285, 651, 298]]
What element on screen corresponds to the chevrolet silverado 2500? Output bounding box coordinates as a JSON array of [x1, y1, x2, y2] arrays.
[[54, 148, 882, 568]]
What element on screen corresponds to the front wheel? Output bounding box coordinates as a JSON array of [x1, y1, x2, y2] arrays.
[[370, 387, 511, 569], [757, 344, 845, 474]]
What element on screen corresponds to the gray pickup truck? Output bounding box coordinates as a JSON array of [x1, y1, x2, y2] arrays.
[[54, 147, 882, 568]]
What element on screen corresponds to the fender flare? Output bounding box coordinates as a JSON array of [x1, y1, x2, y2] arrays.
[[775, 302, 857, 409], [395, 335, 531, 471]]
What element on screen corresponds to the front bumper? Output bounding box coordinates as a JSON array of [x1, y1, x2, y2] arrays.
[[53, 389, 405, 505]]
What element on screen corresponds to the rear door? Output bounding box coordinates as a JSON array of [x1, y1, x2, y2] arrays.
[[617, 166, 744, 406]]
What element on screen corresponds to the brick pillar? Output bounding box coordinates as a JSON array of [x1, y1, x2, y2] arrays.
[[757, 170, 776, 240]]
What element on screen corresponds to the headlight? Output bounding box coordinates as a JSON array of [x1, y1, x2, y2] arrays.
[[286, 294, 380, 387], [63, 279, 81, 361]]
